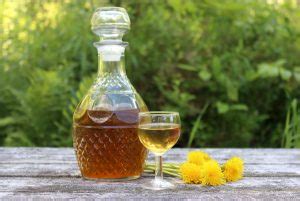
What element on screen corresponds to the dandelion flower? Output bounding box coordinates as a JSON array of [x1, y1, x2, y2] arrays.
[[223, 157, 244, 182], [179, 162, 202, 184], [187, 151, 211, 166], [201, 160, 225, 186]]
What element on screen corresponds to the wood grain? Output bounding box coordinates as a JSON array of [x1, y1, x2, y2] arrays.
[[1, 148, 299, 164], [1, 163, 299, 177], [0, 148, 299, 200], [1, 177, 300, 200]]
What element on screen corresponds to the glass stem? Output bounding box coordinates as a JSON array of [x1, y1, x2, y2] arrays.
[[155, 155, 163, 182]]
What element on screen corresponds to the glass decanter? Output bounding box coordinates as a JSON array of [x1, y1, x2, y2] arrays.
[[73, 7, 148, 180]]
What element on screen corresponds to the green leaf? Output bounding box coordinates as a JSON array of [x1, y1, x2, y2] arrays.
[[282, 99, 300, 148], [177, 64, 197, 71], [4, 131, 34, 147], [198, 70, 212, 81], [245, 70, 258, 81], [257, 63, 279, 78], [226, 81, 238, 101], [230, 104, 248, 111], [0, 117, 15, 127], [279, 68, 292, 81], [275, 59, 286, 67], [216, 101, 229, 114], [188, 103, 209, 147], [293, 67, 300, 82], [212, 57, 221, 75], [168, 0, 182, 12]]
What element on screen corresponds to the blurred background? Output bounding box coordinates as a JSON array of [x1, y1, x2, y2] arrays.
[[1, 0, 299, 148]]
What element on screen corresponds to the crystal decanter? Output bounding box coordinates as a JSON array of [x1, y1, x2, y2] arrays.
[[73, 7, 148, 180]]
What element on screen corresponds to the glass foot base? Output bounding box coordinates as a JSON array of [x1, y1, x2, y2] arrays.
[[141, 178, 175, 190]]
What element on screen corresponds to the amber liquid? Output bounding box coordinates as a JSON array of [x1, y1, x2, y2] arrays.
[[73, 109, 147, 179], [138, 123, 180, 155]]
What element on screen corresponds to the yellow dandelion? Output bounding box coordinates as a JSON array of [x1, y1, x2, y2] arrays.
[[223, 157, 244, 182], [201, 160, 225, 186], [179, 162, 202, 184], [187, 151, 211, 166]]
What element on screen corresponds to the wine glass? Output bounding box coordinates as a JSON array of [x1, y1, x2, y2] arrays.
[[138, 111, 181, 190]]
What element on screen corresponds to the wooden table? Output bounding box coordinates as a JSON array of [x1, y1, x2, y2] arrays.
[[0, 148, 299, 200]]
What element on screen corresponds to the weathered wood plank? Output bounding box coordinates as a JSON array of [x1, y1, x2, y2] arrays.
[[0, 177, 299, 200], [1, 148, 299, 165], [1, 177, 300, 191], [1, 154, 300, 165], [0, 162, 299, 177], [0, 148, 299, 177], [0, 148, 299, 200], [1, 147, 299, 155], [1, 191, 299, 200]]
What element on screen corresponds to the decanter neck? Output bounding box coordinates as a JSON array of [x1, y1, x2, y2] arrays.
[[96, 42, 127, 77], [97, 55, 126, 77]]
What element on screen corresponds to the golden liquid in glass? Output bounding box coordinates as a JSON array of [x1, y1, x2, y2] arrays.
[[73, 109, 147, 179], [138, 123, 180, 155]]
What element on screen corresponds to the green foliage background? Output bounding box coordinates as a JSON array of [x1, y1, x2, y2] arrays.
[[1, 0, 300, 147]]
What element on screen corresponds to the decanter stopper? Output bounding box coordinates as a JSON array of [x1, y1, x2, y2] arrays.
[[91, 7, 130, 41]]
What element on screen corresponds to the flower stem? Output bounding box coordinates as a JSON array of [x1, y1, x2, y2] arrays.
[[144, 162, 181, 178]]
